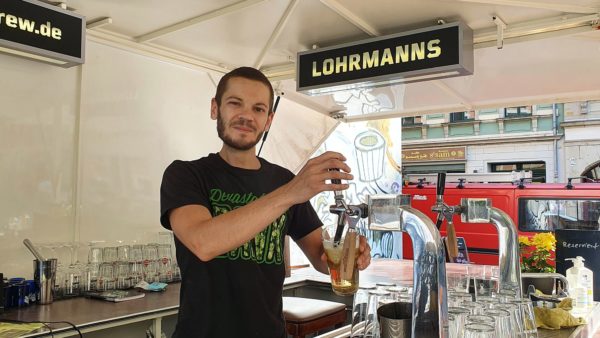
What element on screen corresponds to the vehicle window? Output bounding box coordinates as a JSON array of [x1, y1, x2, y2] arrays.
[[518, 198, 600, 231]]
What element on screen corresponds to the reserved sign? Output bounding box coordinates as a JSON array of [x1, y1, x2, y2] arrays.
[[556, 229, 600, 301], [0, 0, 85, 67], [297, 22, 473, 95]]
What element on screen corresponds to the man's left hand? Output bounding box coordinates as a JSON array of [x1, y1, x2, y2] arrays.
[[357, 235, 371, 270]]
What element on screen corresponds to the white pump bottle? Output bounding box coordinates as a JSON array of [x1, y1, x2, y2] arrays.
[[566, 256, 594, 313]]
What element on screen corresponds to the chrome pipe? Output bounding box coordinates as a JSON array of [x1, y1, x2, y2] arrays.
[[401, 206, 449, 338], [490, 207, 522, 295]]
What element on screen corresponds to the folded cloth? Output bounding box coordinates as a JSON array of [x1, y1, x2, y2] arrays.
[[533, 298, 586, 330]]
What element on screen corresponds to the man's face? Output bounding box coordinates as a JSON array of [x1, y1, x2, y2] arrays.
[[211, 77, 273, 151]]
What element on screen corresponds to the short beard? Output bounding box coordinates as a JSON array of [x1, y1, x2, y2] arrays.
[[216, 108, 264, 151]]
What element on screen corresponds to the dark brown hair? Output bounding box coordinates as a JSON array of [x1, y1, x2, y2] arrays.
[[214, 67, 274, 113]]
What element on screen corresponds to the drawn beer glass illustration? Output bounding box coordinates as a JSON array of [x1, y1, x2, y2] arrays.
[[354, 129, 386, 182]]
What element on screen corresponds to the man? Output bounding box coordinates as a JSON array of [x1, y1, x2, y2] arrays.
[[160, 67, 371, 338]]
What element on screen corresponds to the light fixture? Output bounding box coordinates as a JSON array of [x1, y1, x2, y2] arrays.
[[0, 0, 85, 68]]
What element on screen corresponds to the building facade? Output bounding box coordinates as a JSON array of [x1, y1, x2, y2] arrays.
[[400, 102, 600, 183]]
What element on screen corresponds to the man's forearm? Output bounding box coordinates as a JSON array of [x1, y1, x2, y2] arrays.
[[177, 184, 297, 261]]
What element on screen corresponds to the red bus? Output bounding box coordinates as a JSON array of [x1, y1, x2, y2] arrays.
[[402, 182, 600, 264]]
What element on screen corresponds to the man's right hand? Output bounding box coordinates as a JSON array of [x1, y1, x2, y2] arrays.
[[281, 151, 353, 205]]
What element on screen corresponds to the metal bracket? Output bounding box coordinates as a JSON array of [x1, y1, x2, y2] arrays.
[[493, 15, 507, 49]]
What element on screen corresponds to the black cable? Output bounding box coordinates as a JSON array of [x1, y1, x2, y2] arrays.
[[257, 95, 281, 157], [45, 321, 83, 337], [41, 322, 55, 338]]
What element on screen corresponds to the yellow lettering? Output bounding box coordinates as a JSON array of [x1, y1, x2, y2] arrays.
[[322, 58, 334, 75], [411, 42, 425, 60], [427, 39, 441, 58], [362, 50, 379, 69], [312, 61, 322, 77], [335, 56, 347, 74], [395, 45, 409, 63], [349, 54, 361, 71], [6, 14, 17, 28], [380, 48, 394, 66]]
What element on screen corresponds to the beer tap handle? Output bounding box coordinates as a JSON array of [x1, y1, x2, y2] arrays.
[[436, 172, 446, 198], [435, 173, 446, 229], [329, 168, 346, 246]]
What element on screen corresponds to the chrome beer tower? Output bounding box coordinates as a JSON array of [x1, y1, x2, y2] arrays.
[[367, 194, 449, 338], [456, 198, 523, 296], [431, 173, 522, 296], [360, 172, 523, 337]]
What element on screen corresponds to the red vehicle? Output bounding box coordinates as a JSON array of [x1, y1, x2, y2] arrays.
[[402, 181, 600, 265]]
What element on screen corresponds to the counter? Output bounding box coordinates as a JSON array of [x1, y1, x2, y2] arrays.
[[1, 259, 599, 337]]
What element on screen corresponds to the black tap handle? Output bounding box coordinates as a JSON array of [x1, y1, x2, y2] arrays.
[[329, 168, 341, 185], [437, 173, 446, 196]]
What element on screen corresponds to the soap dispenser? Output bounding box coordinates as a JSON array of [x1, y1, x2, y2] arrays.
[[566, 256, 594, 313]]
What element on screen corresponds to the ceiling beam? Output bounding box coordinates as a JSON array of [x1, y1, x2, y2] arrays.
[[86, 17, 113, 30], [88, 29, 231, 74], [440, 0, 599, 14], [319, 0, 381, 36], [474, 14, 599, 44], [135, 0, 267, 43], [254, 0, 299, 69]]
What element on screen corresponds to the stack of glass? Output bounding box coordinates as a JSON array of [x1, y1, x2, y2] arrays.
[[447, 265, 538, 338], [34, 232, 181, 298], [350, 282, 413, 338]]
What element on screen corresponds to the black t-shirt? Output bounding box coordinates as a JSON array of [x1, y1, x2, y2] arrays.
[[160, 153, 322, 338]]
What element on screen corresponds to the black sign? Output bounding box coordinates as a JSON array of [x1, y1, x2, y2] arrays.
[[0, 0, 85, 67], [444, 236, 470, 264], [297, 22, 473, 95], [556, 229, 600, 301]]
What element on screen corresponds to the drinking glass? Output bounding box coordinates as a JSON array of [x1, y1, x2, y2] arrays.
[[387, 286, 411, 303], [130, 245, 144, 263], [448, 290, 473, 306], [460, 300, 487, 315], [129, 261, 144, 286], [117, 245, 131, 263], [88, 246, 103, 264], [474, 276, 499, 300], [144, 260, 160, 283], [116, 262, 131, 289], [448, 272, 470, 293], [143, 244, 159, 262], [102, 247, 118, 264], [484, 308, 511, 337], [464, 323, 496, 338], [98, 263, 115, 291], [509, 298, 538, 337], [364, 289, 392, 338], [466, 314, 495, 325], [157, 244, 173, 282], [82, 263, 100, 292], [63, 265, 82, 297], [322, 225, 359, 296], [448, 306, 471, 337], [449, 313, 459, 338], [494, 303, 522, 337], [350, 285, 376, 337]]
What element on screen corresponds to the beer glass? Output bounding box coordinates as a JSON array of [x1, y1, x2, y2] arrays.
[[322, 225, 359, 296]]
